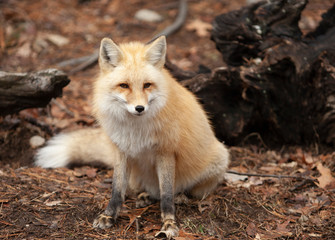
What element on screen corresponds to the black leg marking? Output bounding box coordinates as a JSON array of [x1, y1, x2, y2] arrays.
[[155, 154, 178, 238], [160, 193, 175, 218], [93, 153, 128, 229], [93, 190, 123, 229], [105, 189, 123, 218]]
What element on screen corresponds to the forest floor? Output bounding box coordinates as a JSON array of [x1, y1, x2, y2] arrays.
[[1, 0, 335, 239]]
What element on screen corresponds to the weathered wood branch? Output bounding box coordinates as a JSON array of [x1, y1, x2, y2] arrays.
[[0, 69, 70, 116]]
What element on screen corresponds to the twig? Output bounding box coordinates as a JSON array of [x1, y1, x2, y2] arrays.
[[68, 51, 99, 74], [153, 0, 188, 39], [57, 0, 188, 74], [23, 116, 54, 136], [254, 198, 287, 219], [51, 99, 75, 117], [123, 206, 149, 236], [57, 54, 94, 68], [135, 218, 139, 240], [241, 132, 269, 149], [227, 170, 315, 181]]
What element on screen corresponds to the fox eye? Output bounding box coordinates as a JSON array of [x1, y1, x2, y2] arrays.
[[119, 83, 129, 89], [143, 83, 151, 89]]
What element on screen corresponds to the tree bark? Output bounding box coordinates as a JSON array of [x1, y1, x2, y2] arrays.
[[0, 69, 70, 116], [177, 0, 335, 147]]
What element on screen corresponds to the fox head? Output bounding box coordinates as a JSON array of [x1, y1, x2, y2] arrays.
[[94, 36, 169, 120]]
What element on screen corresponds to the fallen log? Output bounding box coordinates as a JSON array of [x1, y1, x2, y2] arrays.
[[0, 69, 70, 116], [178, 0, 335, 147]]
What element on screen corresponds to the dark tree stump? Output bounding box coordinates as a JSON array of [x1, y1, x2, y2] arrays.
[[0, 69, 70, 116], [177, 0, 335, 147]]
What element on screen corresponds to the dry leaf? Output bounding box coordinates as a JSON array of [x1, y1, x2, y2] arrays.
[[316, 162, 335, 189], [319, 210, 332, 220], [230, 165, 249, 173], [175, 232, 196, 240], [73, 166, 97, 178], [259, 165, 282, 173], [242, 176, 264, 188], [225, 172, 248, 183], [45, 200, 62, 206], [280, 161, 298, 168], [16, 42, 32, 58], [186, 19, 212, 37], [304, 153, 315, 165], [246, 222, 257, 237], [254, 233, 261, 240], [142, 223, 160, 233], [41, 32, 70, 47], [275, 219, 292, 236], [85, 168, 98, 178]]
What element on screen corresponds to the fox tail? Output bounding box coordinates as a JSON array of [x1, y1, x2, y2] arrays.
[[35, 128, 117, 168]]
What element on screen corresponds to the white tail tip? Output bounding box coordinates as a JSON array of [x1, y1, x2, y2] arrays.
[[35, 134, 70, 168]]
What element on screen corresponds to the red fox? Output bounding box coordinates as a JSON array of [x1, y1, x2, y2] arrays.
[[35, 36, 230, 239]]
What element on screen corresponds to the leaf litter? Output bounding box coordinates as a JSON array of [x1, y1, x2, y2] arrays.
[[3, 147, 334, 239]]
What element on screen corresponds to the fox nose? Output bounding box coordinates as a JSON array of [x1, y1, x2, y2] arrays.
[[135, 105, 145, 113]]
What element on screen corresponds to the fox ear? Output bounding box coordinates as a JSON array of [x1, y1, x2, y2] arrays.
[[145, 36, 166, 68], [99, 38, 122, 71]]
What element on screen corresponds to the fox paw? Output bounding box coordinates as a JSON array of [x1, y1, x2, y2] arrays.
[[175, 193, 190, 205], [136, 192, 155, 208], [155, 219, 179, 239], [93, 213, 113, 229]]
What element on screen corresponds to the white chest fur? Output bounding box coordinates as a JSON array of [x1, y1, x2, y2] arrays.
[[103, 115, 159, 158]]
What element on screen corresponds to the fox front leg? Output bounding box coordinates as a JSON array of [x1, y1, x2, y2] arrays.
[[154, 155, 179, 239], [93, 154, 128, 229]]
